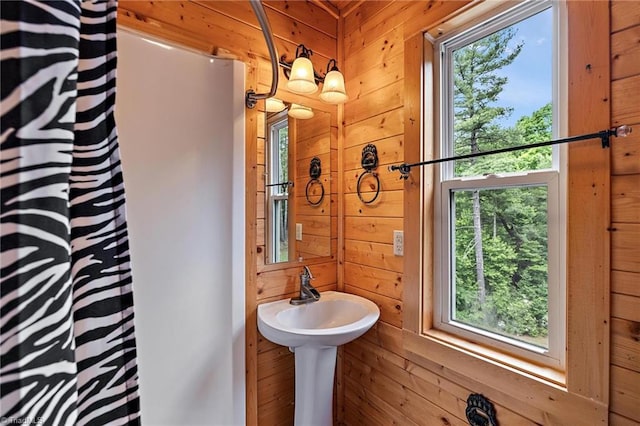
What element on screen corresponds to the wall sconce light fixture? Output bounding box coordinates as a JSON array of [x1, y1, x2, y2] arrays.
[[319, 59, 348, 104], [265, 97, 286, 112], [280, 44, 348, 104], [264, 97, 314, 120], [288, 103, 314, 119], [286, 45, 318, 94]]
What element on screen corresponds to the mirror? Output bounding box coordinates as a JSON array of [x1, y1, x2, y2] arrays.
[[263, 109, 332, 264]]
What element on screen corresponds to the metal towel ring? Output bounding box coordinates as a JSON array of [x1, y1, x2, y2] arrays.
[[305, 157, 325, 206], [357, 144, 381, 204]]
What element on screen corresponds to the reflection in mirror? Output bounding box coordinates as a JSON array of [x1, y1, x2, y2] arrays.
[[266, 111, 291, 263], [294, 111, 331, 260], [264, 109, 331, 264]]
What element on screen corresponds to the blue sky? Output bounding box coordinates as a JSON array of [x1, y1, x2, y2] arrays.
[[495, 7, 553, 127]]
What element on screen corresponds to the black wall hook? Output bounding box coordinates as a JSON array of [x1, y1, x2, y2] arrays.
[[309, 157, 322, 179]]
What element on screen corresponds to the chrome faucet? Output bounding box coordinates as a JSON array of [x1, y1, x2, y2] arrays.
[[290, 266, 320, 305]]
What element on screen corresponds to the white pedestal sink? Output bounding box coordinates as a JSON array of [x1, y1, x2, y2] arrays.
[[257, 291, 380, 426]]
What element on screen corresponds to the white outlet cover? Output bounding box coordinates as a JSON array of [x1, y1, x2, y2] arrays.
[[393, 230, 403, 256]]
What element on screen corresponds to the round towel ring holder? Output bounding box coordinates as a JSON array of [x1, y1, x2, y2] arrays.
[[357, 144, 381, 204], [305, 157, 325, 206]]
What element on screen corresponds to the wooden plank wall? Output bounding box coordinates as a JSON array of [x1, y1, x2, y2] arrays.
[[294, 112, 333, 259], [115, 1, 640, 424], [337, 3, 519, 425], [610, 1, 640, 424], [116, 2, 339, 425], [339, 1, 639, 425]]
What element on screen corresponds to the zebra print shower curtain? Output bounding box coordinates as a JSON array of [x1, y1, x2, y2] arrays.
[[1, 1, 141, 424]]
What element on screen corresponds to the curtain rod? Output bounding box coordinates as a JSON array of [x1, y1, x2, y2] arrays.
[[388, 125, 633, 180], [245, 0, 279, 109]]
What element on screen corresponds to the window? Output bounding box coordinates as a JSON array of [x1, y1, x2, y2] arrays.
[[432, 1, 565, 368], [266, 112, 291, 263]]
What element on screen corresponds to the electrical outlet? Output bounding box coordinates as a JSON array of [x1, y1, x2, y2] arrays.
[[393, 230, 403, 256], [296, 223, 303, 241]]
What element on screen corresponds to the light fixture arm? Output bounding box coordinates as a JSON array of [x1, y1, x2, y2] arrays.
[[326, 58, 340, 73], [246, 0, 279, 109], [295, 44, 313, 59]]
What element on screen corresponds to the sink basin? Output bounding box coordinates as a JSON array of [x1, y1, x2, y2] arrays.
[[257, 290, 380, 348], [257, 290, 379, 426]]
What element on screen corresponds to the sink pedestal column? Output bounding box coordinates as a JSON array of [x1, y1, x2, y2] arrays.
[[292, 345, 337, 426]]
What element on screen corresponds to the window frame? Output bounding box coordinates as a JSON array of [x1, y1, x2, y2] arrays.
[[431, 0, 566, 369], [400, 1, 610, 420]]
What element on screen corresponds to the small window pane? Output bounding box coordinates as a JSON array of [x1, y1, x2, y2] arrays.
[[274, 199, 288, 263], [277, 126, 288, 183], [451, 185, 549, 349], [451, 8, 553, 177]]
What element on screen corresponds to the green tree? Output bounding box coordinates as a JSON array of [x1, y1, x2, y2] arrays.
[[451, 27, 555, 344], [453, 27, 523, 308], [453, 29, 523, 162], [516, 102, 552, 143]]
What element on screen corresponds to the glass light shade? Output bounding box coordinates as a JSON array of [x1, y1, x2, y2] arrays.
[[265, 97, 286, 112], [287, 57, 318, 94], [319, 69, 348, 104], [288, 104, 314, 120]]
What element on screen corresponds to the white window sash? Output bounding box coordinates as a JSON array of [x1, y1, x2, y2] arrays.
[[435, 172, 563, 368]]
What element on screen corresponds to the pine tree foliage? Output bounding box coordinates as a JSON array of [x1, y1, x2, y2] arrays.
[[450, 26, 552, 345]]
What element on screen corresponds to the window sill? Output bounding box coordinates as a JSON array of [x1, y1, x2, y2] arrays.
[[421, 328, 565, 387]]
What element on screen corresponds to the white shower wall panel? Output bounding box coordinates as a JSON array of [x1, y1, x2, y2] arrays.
[[115, 29, 245, 426]]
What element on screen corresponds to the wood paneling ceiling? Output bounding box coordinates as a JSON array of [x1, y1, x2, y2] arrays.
[[314, 0, 364, 18]]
